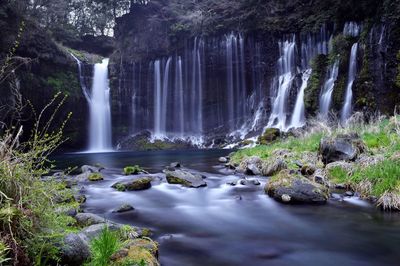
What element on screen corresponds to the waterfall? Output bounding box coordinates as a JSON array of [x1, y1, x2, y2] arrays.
[[290, 69, 312, 128], [267, 37, 296, 131], [319, 60, 340, 119], [226, 34, 235, 130], [343, 22, 362, 37], [176, 56, 185, 136], [153, 60, 162, 136], [161, 57, 172, 133], [88, 59, 112, 152], [341, 43, 359, 123], [69, 53, 90, 101]]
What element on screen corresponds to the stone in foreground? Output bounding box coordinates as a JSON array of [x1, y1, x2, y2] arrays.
[[112, 177, 152, 191], [163, 169, 207, 188], [265, 170, 329, 204]]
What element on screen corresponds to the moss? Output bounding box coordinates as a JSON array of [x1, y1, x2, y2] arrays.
[[123, 165, 142, 175], [45, 71, 80, 97], [304, 54, 328, 114], [331, 76, 346, 110], [354, 48, 376, 110], [258, 128, 280, 145], [165, 176, 191, 187], [88, 173, 104, 181]]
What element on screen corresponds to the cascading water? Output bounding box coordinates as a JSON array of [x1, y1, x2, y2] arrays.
[[267, 37, 296, 131], [69, 53, 90, 101], [153, 60, 162, 137], [290, 69, 312, 128], [320, 60, 340, 119], [341, 43, 358, 123], [88, 59, 112, 152], [343, 22, 362, 37]]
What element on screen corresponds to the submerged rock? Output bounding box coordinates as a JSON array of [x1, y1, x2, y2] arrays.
[[163, 169, 207, 188], [113, 204, 135, 213], [112, 177, 152, 191], [170, 162, 181, 168], [319, 134, 366, 164], [81, 165, 103, 173], [265, 170, 329, 204], [219, 157, 229, 163]]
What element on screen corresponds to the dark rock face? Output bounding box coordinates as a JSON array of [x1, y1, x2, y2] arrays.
[[163, 169, 207, 188], [0, 4, 88, 150], [266, 170, 329, 204], [319, 134, 365, 164]]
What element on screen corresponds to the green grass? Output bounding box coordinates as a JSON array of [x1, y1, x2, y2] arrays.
[[232, 132, 323, 163], [362, 131, 392, 149], [329, 160, 400, 196], [87, 226, 122, 266]]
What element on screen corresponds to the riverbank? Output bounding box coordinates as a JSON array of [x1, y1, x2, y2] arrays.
[[231, 115, 400, 210]]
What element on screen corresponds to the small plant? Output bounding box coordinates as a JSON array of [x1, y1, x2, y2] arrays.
[[123, 165, 142, 175], [0, 240, 10, 264], [87, 226, 121, 266]]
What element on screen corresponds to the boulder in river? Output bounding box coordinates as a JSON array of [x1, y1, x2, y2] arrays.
[[163, 169, 207, 188], [112, 177, 153, 191], [319, 134, 366, 164], [113, 204, 135, 213], [265, 170, 329, 204]]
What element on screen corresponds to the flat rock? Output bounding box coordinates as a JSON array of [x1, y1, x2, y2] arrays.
[[163, 169, 207, 188]]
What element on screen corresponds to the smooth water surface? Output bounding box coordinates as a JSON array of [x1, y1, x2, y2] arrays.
[[53, 150, 400, 266]]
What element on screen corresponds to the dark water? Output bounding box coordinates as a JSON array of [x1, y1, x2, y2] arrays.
[[53, 150, 400, 266]]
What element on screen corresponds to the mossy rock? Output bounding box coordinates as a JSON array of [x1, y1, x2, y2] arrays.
[[88, 173, 103, 181], [123, 165, 142, 175], [258, 128, 281, 145], [112, 177, 152, 191], [265, 170, 329, 204], [111, 238, 159, 266]]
